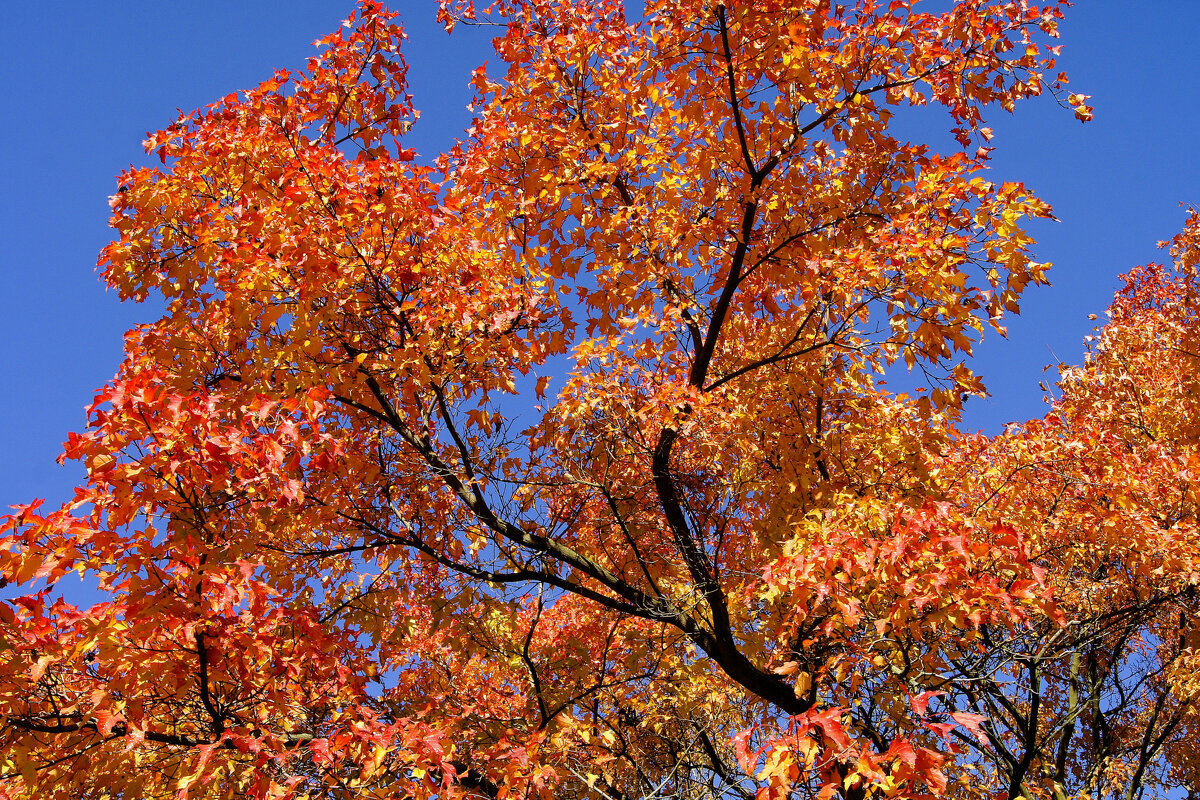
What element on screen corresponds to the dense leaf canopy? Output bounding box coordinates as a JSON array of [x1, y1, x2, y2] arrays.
[[2, 2, 1196, 799]]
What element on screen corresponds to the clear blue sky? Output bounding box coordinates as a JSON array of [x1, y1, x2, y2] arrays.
[[2, 2, 1199, 513]]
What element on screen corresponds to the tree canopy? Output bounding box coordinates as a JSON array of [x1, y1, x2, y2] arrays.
[[2, 1, 1197, 799]]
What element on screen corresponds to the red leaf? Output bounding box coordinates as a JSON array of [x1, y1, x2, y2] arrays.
[[950, 711, 990, 744], [889, 739, 918, 768], [910, 690, 943, 718]]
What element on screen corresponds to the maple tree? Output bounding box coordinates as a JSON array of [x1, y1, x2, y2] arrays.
[[936, 216, 1200, 800], [1, 0, 1195, 798]]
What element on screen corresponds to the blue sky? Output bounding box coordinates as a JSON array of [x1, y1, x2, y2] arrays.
[[2, 1, 1199, 513]]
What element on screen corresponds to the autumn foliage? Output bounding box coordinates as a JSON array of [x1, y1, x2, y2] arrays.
[[1, 1, 1196, 799]]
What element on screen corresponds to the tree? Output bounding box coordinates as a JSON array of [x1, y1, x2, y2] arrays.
[[934, 215, 1200, 800], [3, 0, 1195, 798]]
